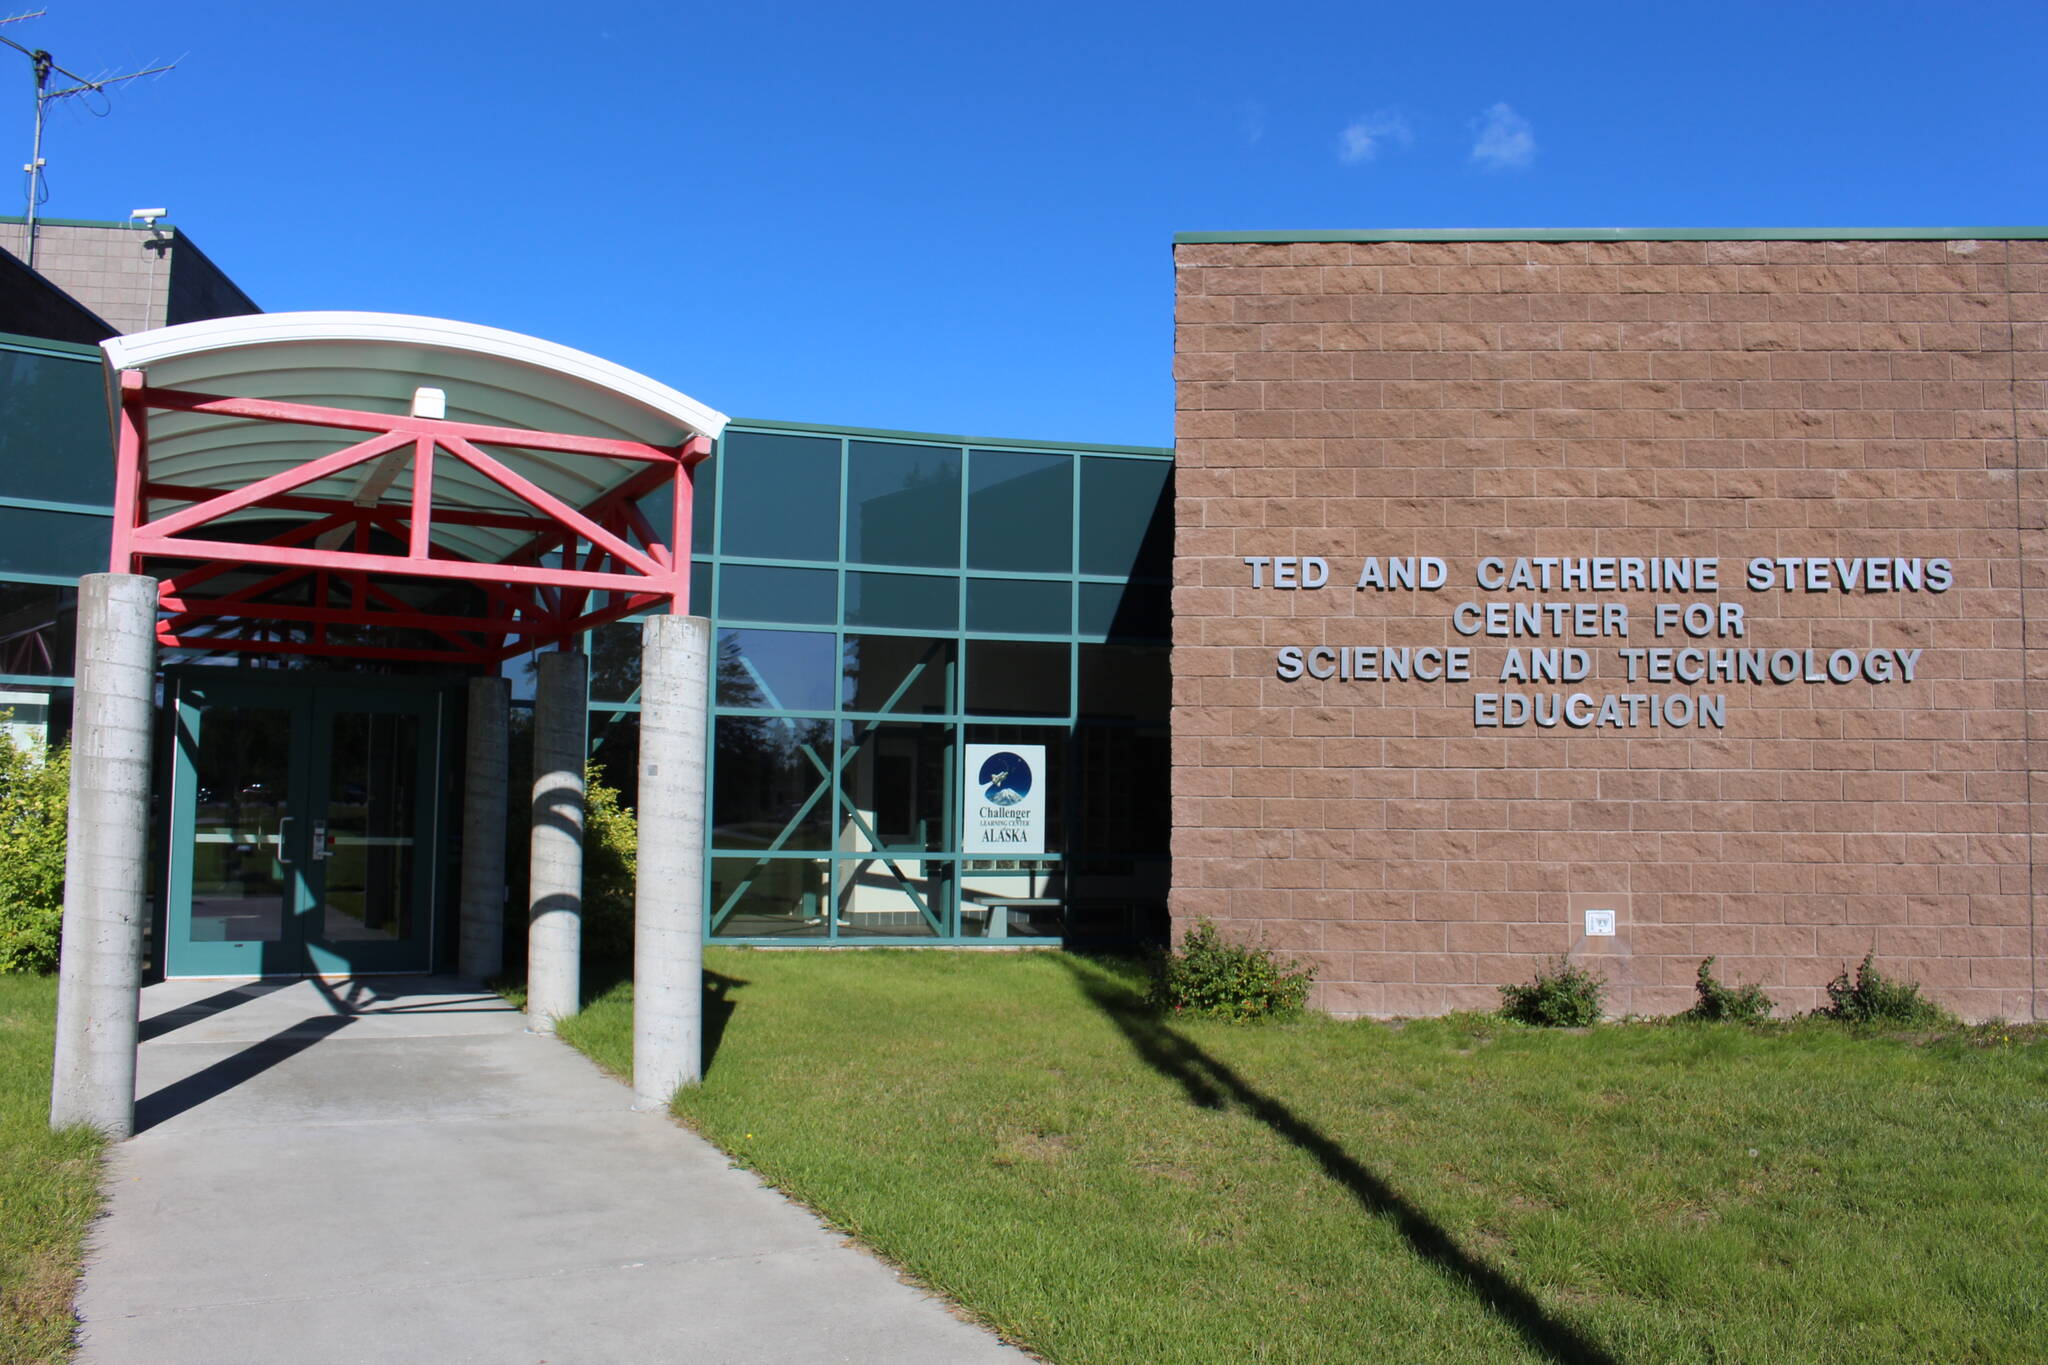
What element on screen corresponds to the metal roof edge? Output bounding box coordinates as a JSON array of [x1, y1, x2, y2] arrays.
[[1173, 226, 2048, 244], [728, 417, 1173, 458]]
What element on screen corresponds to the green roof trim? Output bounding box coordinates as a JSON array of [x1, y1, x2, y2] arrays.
[[728, 417, 1171, 458], [0, 214, 177, 232], [0, 329, 103, 360], [1174, 226, 2048, 244]]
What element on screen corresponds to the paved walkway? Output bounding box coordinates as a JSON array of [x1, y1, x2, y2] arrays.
[[77, 977, 1025, 1364]]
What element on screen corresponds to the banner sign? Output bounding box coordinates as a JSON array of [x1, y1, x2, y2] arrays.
[[962, 743, 1046, 854]]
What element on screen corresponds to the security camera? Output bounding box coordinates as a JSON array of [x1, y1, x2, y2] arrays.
[[130, 208, 167, 226]]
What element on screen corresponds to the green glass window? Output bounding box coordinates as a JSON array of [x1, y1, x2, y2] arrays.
[[1078, 582, 1169, 641], [718, 432, 840, 561], [967, 578, 1070, 635], [712, 715, 834, 850], [846, 572, 957, 631], [1079, 458, 1171, 578], [720, 565, 835, 625], [968, 451, 1072, 573], [846, 441, 960, 568], [0, 508, 113, 578], [842, 634, 954, 715], [0, 581, 78, 676], [717, 628, 837, 712], [589, 710, 639, 810], [1078, 643, 1169, 722], [966, 641, 1069, 718], [0, 349, 113, 506], [688, 561, 713, 617]]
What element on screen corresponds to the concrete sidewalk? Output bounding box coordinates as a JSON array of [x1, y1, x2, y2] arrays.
[[76, 976, 1026, 1364]]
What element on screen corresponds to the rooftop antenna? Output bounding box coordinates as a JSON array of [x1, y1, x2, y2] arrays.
[[0, 11, 176, 269]]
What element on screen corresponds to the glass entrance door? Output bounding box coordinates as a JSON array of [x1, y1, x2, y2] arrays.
[[168, 677, 443, 977]]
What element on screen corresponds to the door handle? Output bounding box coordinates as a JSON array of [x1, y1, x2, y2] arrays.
[[311, 820, 332, 861], [274, 816, 294, 865]]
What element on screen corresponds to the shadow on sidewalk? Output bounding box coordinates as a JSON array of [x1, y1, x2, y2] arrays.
[[1054, 956, 1617, 1365]]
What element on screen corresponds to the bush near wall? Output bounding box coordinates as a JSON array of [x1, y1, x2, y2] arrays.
[[0, 733, 69, 975]]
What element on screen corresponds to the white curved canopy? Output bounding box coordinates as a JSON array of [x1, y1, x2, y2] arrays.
[[101, 311, 727, 566]]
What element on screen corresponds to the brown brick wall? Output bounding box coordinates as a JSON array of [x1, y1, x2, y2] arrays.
[[1171, 236, 2048, 1021]]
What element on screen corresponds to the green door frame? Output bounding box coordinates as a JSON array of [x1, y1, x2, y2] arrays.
[[164, 671, 449, 978]]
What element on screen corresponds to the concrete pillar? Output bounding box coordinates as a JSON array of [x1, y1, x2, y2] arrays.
[[633, 615, 712, 1107], [459, 676, 510, 980], [526, 650, 586, 1033], [50, 574, 158, 1137]]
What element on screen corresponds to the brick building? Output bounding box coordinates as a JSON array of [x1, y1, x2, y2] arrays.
[[1170, 229, 2047, 1021]]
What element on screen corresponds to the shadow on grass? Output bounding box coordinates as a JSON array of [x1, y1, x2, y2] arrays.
[[574, 961, 749, 1078], [1057, 956, 1617, 1365]]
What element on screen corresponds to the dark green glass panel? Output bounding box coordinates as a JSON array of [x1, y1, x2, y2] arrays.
[[0, 349, 112, 505], [712, 715, 834, 850], [1077, 643, 1169, 722], [717, 628, 837, 712], [845, 571, 956, 631], [967, 578, 1069, 635], [718, 432, 840, 561], [688, 560, 712, 617], [1074, 724, 1169, 853], [1078, 582, 1169, 641], [0, 582, 77, 676], [968, 451, 1072, 572], [720, 565, 836, 625], [0, 508, 112, 577], [589, 623, 642, 703], [711, 856, 829, 939], [690, 453, 717, 550], [966, 640, 1069, 718], [589, 709, 640, 811], [847, 441, 959, 568], [841, 634, 953, 715], [1078, 458, 1172, 578]]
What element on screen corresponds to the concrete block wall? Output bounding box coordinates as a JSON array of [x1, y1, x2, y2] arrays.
[[0, 222, 256, 335], [1170, 235, 2048, 1021]]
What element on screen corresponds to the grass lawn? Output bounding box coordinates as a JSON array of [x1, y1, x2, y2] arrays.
[[0, 975, 106, 1365], [558, 949, 2048, 1365]]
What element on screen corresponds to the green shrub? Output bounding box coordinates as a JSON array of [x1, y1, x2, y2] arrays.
[[1151, 920, 1313, 1022], [582, 762, 638, 965], [1499, 957, 1606, 1027], [1685, 956, 1775, 1023], [0, 730, 70, 974], [1816, 953, 1951, 1026]]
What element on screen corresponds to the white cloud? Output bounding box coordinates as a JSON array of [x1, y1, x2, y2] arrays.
[[1470, 102, 1535, 170], [1337, 111, 1412, 164]]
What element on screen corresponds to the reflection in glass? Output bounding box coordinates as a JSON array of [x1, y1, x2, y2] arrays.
[[1078, 582, 1169, 641], [837, 721, 950, 853], [847, 441, 960, 568], [711, 857, 830, 938], [845, 571, 957, 630], [0, 583, 77, 677], [718, 432, 840, 561], [966, 640, 1070, 717], [841, 634, 953, 715], [720, 564, 836, 625], [713, 715, 834, 850], [187, 704, 293, 943], [1079, 458, 1172, 578], [1074, 724, 1168, 853], [318, 710, 419, 943], [590, 622, 644, 703], [717, 628, 837, 711], [590, 709, 640, 812], [969, 450, 1071, 572], [967, 578, 1069, 635]]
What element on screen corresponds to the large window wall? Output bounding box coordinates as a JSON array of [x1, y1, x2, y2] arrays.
[[582, 421, 1173, 947], [0, 332, 117, 749]]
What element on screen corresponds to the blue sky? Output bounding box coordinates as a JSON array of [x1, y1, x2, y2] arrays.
[[8, 1, 2045, 446]]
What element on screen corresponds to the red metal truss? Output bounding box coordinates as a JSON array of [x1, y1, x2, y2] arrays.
[[112, 371, 710, 662]]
